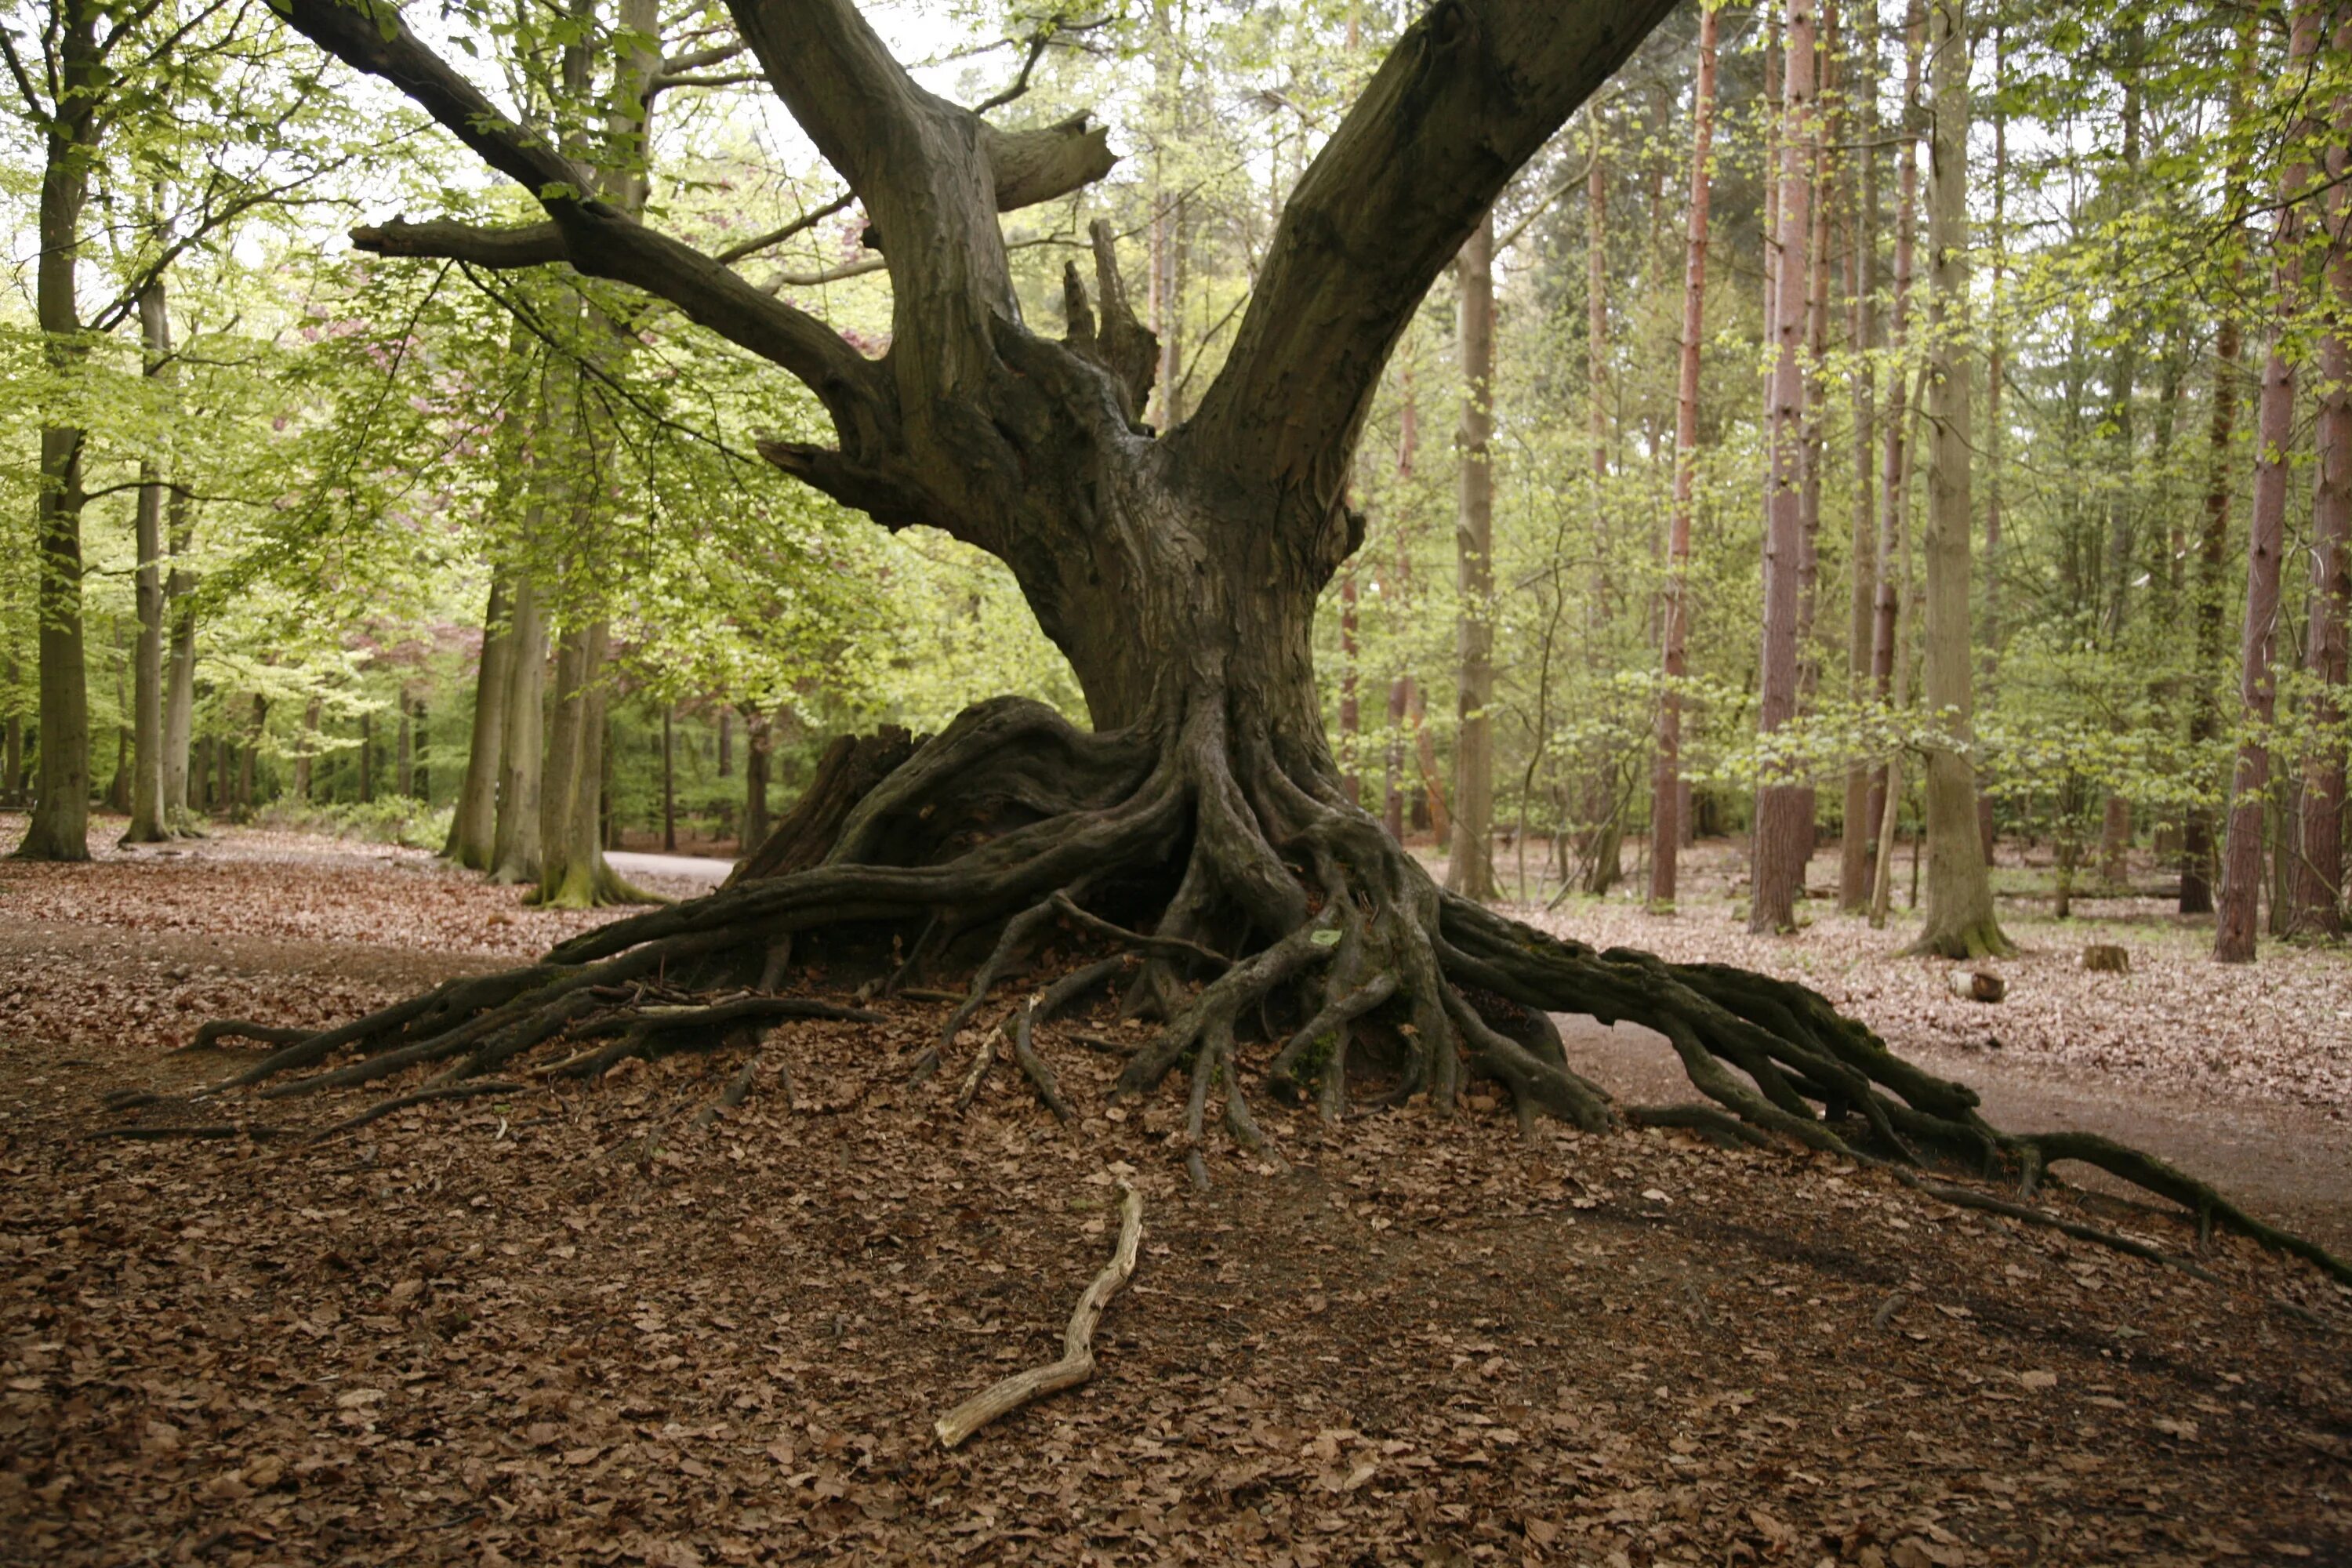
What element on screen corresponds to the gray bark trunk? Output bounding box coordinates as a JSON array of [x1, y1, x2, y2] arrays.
[[1446, 210, 1498, 901], [122, 278, 173, 844], [489, 574, 547, 884], [445, 576, 513, 868]]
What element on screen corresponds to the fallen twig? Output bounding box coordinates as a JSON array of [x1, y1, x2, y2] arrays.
[[935, 1179, 1144, 1449]]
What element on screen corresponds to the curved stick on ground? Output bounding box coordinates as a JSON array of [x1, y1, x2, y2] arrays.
[[1011, 1000, 1076, 1123], [314, 1080, 528, 1141], [956, 1027, 1001, 1112], [934, 1180, 1144, 1450]]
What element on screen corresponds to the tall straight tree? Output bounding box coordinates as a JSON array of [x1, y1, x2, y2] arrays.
[[2290, 38, 2352, 936], [1750, 0, 1819, 935], [1838, 0, 1880, 910], [2218, 0, 2323, 964], [121, 274, 176, 845], [1910, 0, 2006, 959], [1446, 209, 1499, 901], [1650, 0, 1720, 912]]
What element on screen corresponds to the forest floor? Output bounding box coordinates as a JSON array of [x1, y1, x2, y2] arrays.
[[1, 815, 2348, 1566]]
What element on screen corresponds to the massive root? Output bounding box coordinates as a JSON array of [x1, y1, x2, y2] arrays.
[[146, 697, 2349, 1287]]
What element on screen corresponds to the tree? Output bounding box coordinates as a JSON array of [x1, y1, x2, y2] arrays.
[[1909, 0, 2006, 960], [1445, 209, 1498, 902], [2218, 0, 2322, 964], [1750, 0, 1819, 935], [205, 0, 2324, 1256], [1650, 0, 1719, 913]]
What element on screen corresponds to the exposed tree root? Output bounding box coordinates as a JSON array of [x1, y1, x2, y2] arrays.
[[147, 700, 2349, 1290], [934, 1179, 1143, 1450]]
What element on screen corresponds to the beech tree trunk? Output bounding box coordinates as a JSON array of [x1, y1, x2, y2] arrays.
[[2218, 1, 2322, 964], [1650, 1, 1718, 913], [490, 575, 547, 884], [1446, 210, 1499, 902], [1750, 0, 1819, 935], [2291, 51, 2352, 937], [1976, 29, 2006, 863], [162, 490, 198, 833], [445, 578, 514, 868], [535, 620, 640, 907], [122, 276, 173, 845], [15, 1, 101, 863], [1910, 0, 2005, 960]]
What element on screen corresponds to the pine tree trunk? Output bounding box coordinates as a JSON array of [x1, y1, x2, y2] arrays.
[[2291, 47, 2352, 936], [2218, 0, 2321, 963], [1651, 0, 1718, 912], [1750, 0, 1819, 935], [1446, 210, 1499, 901]]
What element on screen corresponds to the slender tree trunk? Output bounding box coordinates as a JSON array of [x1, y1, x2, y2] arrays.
[[15, 3, 102, 862], [663, 700, 679, 853], [396, 691, 414, 798], [1580, 118, 1624, 897], [358, 711, 375, 804], [294, 696, 321, 800], [490, 575, 546, 883], [2218, 1, 2321, 963], [1651, 0, 1718, 912], [742, 706, 773, 851], [161, 488, 198, 833], [1795, 0, 1838, 840], [1840, 0, 1881, 910], [3, 659, 20, 806], [1871, 478, 1915, 930], [2292, 46, 2352, 936], [2096, 27, 2146, 889], [1338, 567, 1360, 806], [1910, 0, 2005, 958], [122, 278, 174, 844], [1866, 0, 1926, 877], [1976, 25, 2007, 862], [717, 706, 732, 779], [239, 694, 264, 815], [445, 576, 513, 867], [106, 622, 129, 813], [1447, 211, 1499, 900], [1750, 0, 1819, 935]]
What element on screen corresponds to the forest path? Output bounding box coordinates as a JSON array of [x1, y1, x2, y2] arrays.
[[1556, 1014, 2352, 1258]]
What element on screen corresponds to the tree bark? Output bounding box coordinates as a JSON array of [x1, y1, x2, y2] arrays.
[[1976, 24, 2007, 863], [445, 577, 513, 868], [1750, 0, 1819, 935], [15, 0, 103, 862], [1651, 0, 1719, 913], [742, 705, 774, 851], [122, 277, 174, 845], [162, 488, 199, 833], [663, 701, 679, 852], [490, 574, 546, 884], [534, 619, 641, 908], [1909, 0, 2006, 960], [2290, 42, 2352, 937], [2096, 23, 2146, 889], [1446, 210, 1499, 901], [1840, 0, 1880, 911], [2217, 1, 2321, 963]]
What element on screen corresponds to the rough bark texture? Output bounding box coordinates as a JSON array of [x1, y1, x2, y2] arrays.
[[1839, 2, 1880, 911], [1446, 210, 1498, 902], [1909, 0, 2007, 960], [1651, 2, 1718, 913], [1750, 0, 1818, 935], [489, 576, 548, 886], [2218, 1, 2321, 964]]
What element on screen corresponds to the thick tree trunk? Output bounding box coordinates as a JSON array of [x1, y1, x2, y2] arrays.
[[1650, 2, 1717, 913], [16, 3, 102, 862], [2290, 58, 2352, 937], [1446, 211, 1498, 902], [1910, 0, 2006, 960], [1750, 0, 1819, 935], [534, 621, 643, 908], [162, 489, 199, 833], [489, 576, 548, 884], [122, 278, 174, 845], [2218, 1, 2321, 964], [445, 577, 513, 868]]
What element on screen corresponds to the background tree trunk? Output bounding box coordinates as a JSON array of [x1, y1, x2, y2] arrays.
[[445, 577, 513, 868], [122, 277, 174, 845], [162, 489, 198, 833], [1447, 209, 1499, 901], [742, 706, 774, 851], [2291, 47, 2352, 936], [489, 575, 546, 884], [2217, 0, 2321, 964], [1977, 24, 2007, 863], [1750, 0, 1819, 935], [1911, 0, 2005, 959], [1651, 0, 1719, 913]]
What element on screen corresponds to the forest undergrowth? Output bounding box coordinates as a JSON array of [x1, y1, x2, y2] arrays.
[[1, 820, 2349, 1564]]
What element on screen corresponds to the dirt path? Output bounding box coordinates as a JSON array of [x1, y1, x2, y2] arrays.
[[1556, 1016, 2352, 1258]]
